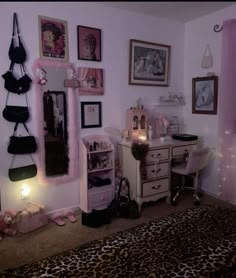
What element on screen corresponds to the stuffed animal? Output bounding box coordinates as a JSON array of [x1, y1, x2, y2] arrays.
[[0, 210, 17, 241], [35, 67, 48, 86]]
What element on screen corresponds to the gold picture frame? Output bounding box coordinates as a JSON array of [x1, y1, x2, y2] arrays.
[[38, 15, 69, 62]]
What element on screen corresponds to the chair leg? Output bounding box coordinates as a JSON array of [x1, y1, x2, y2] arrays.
[[171, 176, 185, 205], [193, 172, 200, 206]]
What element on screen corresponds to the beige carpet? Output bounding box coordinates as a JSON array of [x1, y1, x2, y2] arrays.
[[0, 193, 234, 271]]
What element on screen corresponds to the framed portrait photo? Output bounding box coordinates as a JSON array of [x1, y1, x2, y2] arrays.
[[77, 67, 104, 95], [81, 101, 102, 128], [38, 15, 69, 62], [192, 76, 218, 114], [77, 25, 101, 61], [129, 39, 171, 86]]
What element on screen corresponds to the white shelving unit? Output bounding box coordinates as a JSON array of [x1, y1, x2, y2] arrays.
[[79, 135, 115, 213]]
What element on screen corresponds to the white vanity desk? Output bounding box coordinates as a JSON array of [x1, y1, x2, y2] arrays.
[[118, 138, 199, 212]]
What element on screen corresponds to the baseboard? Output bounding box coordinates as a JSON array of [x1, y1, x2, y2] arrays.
[[201, 189, 236, 206], [46, 205, 82, 216], [201, 188, 220, 199]]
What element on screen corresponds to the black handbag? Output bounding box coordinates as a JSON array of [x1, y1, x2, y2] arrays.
[[8, 123, 37, 154], [8, 155, 37, 182], [2, 92, 29, 123], [8, 13, 27, 64], [108, 177, 139, 219]]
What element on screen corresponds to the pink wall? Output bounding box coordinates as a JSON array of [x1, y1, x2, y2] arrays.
[[184, 4, 236, 204], [0, 2, 185, 212]]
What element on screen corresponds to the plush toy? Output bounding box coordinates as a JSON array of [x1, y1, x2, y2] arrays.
[[35, 67, 48, 86], [0, 210, 17, 241]]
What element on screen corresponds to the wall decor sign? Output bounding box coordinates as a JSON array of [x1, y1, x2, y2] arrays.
[[81, 101, 102, 128], [77, 67, 104, 95], [77, 25, 101, 61], [192, 76, 218, 114], [38, 15, 69, 62], [129, 39, 171, 86]]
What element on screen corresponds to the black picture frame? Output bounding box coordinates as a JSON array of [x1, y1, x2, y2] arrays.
[[77, 25, 101, 61], [81, 101, 102, 128], [129, 39, 171, 86], [192, 76, 218, 114]]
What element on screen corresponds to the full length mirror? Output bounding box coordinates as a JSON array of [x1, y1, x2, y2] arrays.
[[32, 59, 78, 185]]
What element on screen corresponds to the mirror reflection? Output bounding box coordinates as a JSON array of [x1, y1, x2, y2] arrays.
[[33, 59, 78, 185], [42, 66, 68, 177], [43, 90, 68, 176]]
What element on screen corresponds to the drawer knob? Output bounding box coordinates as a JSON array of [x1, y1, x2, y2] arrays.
[[156, 169, 161, 173], [152, 185, 161, 190]]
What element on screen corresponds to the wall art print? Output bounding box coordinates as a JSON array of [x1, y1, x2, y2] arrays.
[[38, 15, 69, 62], [77, 67, 104, 95], [192, 76, 218, 114], [77, 25, 101, 61], [129, 39, 171, 86], [81, 101, 102, 128]]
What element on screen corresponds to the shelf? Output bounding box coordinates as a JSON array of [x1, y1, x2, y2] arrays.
[[89, 184, 113, 192], [87, 149, 113, 154], [88, 167, 113, 173], [154, 102, 185, 107]]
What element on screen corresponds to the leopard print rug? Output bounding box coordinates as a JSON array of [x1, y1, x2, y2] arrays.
[[1, 204, 236, 278]]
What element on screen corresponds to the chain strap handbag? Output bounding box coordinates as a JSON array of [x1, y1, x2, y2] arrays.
[[8, 123, 37, 154]]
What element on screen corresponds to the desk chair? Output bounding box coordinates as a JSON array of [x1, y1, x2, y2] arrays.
[[171, 147, 210, 206]]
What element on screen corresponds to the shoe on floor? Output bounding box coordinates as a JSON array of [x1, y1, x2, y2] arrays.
[[51, 214, 65, 226], [63, 210, 77, 223]]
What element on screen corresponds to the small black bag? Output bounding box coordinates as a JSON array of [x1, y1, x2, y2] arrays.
[[8, 154, 37, 182], [81, 208, 111, 228], [8, 13, 27, 64], [3, 105, 29, 123], [108, 177, 140, 219], [9, 164, 37, 182], [2, 91, 29, 123], [8, 123, 37, 154]]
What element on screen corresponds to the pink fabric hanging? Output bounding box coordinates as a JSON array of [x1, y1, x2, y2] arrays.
[[218, 19, 236, 203]]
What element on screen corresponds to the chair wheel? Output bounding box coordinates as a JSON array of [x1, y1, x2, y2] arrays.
[[198, 192, 203, 198], [194, 200, 200, 206], [171, 200, 177, 206]]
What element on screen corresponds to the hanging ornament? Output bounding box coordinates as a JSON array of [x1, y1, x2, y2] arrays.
[[201, 45, 213, 69]]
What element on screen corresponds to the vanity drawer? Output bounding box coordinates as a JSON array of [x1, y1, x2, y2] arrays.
[[145, 162, 169, 180], [89, 190, 113, 208], [172, 144, 197, 158], [146, 148, 169, 163], [142, 178, 169, 197]]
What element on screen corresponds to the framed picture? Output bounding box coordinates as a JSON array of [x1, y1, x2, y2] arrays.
[[38, 15, 69, 62], [129, 39, 171, 86], [81, 101, 102, 128], [77, 67, 104, 95], [192, 76, 218, 114], [77, 25, 101, 61]]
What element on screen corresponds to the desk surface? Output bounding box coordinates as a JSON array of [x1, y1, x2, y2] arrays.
[[119, 138, 199, 148]]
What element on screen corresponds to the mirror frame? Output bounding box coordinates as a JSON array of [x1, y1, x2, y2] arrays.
[[32, 58, 78, 185]]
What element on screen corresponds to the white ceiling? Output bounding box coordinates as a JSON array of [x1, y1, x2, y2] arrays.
[[98, 2, 235, 23]]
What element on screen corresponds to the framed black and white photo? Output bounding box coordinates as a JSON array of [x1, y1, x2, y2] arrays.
[[129, 39, 171, 86], [81, 101, 102, 128], [192, 76, 218, 114]]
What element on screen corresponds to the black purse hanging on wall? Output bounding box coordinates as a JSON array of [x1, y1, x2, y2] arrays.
[[8, 12, 27, 64], [8, 122, 37, 154], [8, 154, 37, 182], [2, 91, 30, 123]]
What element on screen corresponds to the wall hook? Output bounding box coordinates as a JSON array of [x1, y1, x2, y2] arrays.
[[214, 24, 223, 32]]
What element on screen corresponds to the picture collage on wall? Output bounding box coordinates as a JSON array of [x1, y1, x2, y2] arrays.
[[38, 16, 104, 129]]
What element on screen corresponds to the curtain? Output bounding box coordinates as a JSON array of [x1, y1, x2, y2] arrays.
[[218, 19, 236, 203]]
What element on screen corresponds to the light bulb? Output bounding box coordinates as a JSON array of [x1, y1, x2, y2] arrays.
[[21, 183, 31, 200]]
